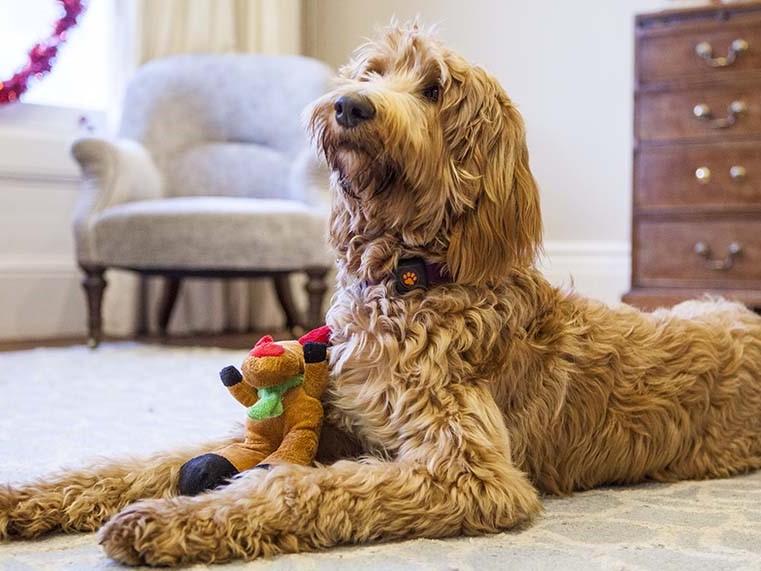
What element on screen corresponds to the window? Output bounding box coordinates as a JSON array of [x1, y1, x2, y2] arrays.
[[0, 0, 111, 111]]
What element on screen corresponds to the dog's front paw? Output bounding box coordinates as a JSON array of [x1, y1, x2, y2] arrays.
[[99, 500, 183, 566], [0, 484, 19, 539], [0, 485, 60, 539], [99, 497, 251, 566]]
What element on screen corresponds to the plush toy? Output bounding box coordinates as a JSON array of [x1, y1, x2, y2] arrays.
[[178, 325, 332, 496]]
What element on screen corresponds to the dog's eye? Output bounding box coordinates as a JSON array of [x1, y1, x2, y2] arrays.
[[422, 84, 441, 102]]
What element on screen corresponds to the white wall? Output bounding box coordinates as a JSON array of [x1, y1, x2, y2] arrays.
[[0, 0, 123, 342], [0, 105, 87, 341], [304, 0, 665, 301]]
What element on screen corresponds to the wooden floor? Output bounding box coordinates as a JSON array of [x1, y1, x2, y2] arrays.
[[0, 330, 293, 353]]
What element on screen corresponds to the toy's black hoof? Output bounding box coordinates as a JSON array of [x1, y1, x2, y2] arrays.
[[178, 453, 239, 496], [220, 365, 243, 386], [303, 342, 328, 363]]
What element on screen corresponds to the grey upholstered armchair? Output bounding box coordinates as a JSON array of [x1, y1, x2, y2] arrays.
[[71, 54, 334, 347]]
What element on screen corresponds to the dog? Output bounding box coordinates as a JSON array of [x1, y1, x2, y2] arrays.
[[2, 21, 761, 566]]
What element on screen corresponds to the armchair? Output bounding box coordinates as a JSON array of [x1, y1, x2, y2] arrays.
[[71, 54, 334, 347]]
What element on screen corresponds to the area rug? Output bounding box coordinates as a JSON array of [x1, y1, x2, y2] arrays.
[[0, 343, 760, 570]]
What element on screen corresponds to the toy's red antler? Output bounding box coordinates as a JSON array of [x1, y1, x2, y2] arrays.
[[249, 335, 285, 357], [254, 335, 273, 347], [298, 325, 332, 345]]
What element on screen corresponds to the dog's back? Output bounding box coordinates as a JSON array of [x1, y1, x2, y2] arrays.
[[496, 275, 761, 495]]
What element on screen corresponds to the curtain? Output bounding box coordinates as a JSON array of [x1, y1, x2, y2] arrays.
[[102, 0, 305, 338], [137, 0, 301, 63]]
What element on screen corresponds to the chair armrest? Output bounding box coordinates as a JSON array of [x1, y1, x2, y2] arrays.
[[70, 137, 164, 264], [288, 148, 331, 214], [71, 137, 163, 210]]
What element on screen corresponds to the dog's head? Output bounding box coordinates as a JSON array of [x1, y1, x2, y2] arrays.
[[309, 21, 542, 285]]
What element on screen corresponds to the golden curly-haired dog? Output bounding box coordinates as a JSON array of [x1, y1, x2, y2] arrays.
[[2, 21, 761, 566]]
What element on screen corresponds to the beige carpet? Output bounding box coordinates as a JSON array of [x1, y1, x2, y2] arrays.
[[1, 343, 760, 570]]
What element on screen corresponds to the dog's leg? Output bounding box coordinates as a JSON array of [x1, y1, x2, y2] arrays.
[[99, 387, 543, 566], [0, 435, 239, 539], [99, 458, 540, 566]]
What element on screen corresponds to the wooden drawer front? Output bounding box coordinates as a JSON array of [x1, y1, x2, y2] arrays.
[[637, 86, 761, 142], [639, 16, 761, 83], [635, 218, 761, 287], [635, 143, 761, 209]]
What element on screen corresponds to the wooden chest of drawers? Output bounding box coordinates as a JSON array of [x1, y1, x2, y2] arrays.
[[624, 2, 761, 310]]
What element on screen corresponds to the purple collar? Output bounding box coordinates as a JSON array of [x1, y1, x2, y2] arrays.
[[363, 258, 453, 294]]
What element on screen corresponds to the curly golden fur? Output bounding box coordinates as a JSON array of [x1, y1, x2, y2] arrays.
[[2, 22, 761, 566]]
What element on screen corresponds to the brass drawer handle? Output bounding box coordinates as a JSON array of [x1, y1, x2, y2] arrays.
[[695, 39, 749, 67], [693, 100, 747, 128], [693, 241, 742, 270], [695, 166, 711, 183], [729, 165, 747, 181], [694, 166, 748, 184]]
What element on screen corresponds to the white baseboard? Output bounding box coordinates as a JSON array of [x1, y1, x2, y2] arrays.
[[0, 241, 633, 342], [540, 240, 631, 305], [0, 255, 84, 341], [0, 110, 95, 342]]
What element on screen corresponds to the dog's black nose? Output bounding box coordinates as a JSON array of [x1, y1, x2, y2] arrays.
[[334, 94, 375, 128]]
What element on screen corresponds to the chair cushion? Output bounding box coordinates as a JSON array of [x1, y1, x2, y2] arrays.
[[91, 197, 332, 271]]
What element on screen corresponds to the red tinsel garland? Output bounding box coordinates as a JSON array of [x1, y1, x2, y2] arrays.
[[0, 0, 87, 105]]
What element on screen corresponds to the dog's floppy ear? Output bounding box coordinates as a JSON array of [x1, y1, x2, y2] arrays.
[[444, 67, 542, 285]]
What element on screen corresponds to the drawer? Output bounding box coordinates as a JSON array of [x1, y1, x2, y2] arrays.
[[635, 143, 761, 209], [634, 218, 761, 288], [636, 84, 761, 142], [638, 14, 761, 83]]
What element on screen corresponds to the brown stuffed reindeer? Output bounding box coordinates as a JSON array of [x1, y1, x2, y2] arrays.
[[178, 326, 331, 496]]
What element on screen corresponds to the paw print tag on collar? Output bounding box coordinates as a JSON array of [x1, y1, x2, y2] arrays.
[[394, 258, 429, 294]]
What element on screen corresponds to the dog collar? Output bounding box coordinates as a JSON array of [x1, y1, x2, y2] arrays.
[[363, 258, 453, 294]]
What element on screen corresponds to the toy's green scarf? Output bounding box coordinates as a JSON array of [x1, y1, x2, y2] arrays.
[[247, 373, 303, 420]]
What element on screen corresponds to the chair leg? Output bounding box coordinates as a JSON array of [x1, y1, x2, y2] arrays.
[[305, 266, 329, 329], [135, 275, 149, 337], [158, 277, 182, 339], [80, 265, 107, 349], [273, 274, 301, 336]]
